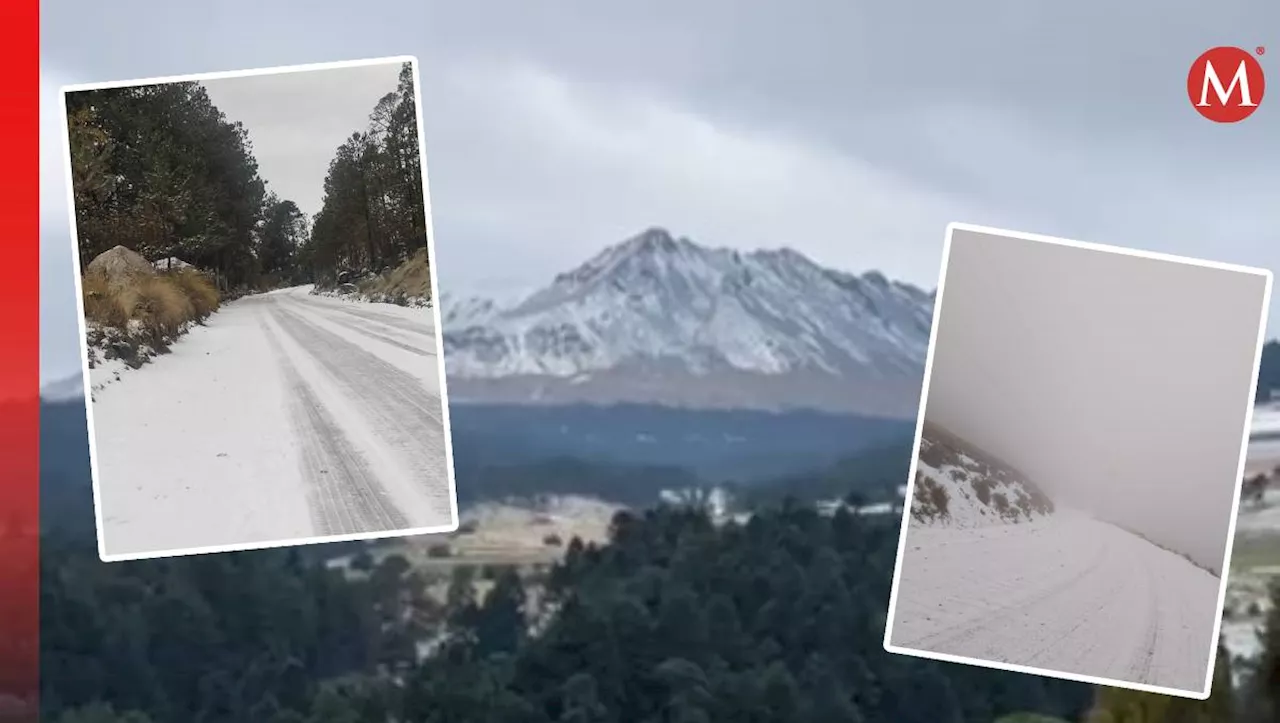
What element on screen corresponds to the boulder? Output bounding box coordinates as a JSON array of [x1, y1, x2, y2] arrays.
[[85, 245, 155, 289]]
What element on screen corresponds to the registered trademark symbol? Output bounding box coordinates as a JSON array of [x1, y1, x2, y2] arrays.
[[1258, 46, 1266, 56]]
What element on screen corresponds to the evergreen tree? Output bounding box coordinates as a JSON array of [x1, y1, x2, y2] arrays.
[[474, 569, 527, 657], [305, 61, 427, 283]]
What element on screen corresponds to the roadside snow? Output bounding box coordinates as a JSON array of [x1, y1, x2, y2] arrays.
[[890, 512, 1220, 693], [310, 283, 432, 309], [92, 286, 451, 558], [92, 303, 313, 554]]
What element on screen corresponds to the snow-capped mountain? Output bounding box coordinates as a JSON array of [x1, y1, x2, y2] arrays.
[[442, 227, 935, 417], [911, 422, 1056, 529], [40, 373, 87, 403]]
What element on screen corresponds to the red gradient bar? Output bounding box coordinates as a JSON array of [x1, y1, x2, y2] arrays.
[[0, 0, 40, 717]]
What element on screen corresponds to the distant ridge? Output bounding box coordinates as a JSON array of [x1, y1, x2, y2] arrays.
[[40, 373, 86, 403]]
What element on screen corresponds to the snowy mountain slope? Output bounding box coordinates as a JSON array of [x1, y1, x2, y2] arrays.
[[910, 422, 1055, 529], [40, 374, 87, 403], [442, 228, 934, 417]]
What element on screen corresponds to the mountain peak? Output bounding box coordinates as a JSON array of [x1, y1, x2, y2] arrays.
[[549, 227, 692, 291], [628, 226, 678, 251], [443, 227, 937, 417]]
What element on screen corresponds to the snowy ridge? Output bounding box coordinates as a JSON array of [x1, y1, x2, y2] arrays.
[[442, 227, 934, 417], [911, 423, 1055, 529], [40, 374, 87, 403]]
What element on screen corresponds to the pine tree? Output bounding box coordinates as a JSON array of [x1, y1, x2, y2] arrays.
[[473, 569, 527, 657], [1251, 576, 1280, 722]]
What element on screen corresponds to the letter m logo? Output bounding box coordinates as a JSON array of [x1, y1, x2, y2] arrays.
[[1187, 46, 1266, 123]]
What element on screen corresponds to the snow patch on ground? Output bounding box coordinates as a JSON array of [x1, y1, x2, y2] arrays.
[[82, 320, 191, 398], [911, 429, 1054, 529], [1253, 404, 1280, 436], [1221, 570, 1273, 684], [310, 283, 433, 309], [1221, 436, 1280, 676]]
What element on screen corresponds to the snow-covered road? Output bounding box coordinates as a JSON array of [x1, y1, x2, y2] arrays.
[[889, 513, 1220, 693], [93, 286, 454, 558]]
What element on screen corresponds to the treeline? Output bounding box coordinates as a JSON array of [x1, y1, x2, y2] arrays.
[[65, 82, 307, 290], [452, 455, 705, 509], [40, 502, 1089, 723], [37, 406, 1275, 722], [447, 442, 911, 511], [45, 492, 1265, 723], [39, 536, 420, 723], [1256, 340, 1280, 403], [42, 497, 1270, 723], [301, 62, 427, 283], [734, 441, 913, 509]]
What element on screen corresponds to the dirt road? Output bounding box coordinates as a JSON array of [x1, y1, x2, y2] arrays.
[[93, 286, 454, 559]]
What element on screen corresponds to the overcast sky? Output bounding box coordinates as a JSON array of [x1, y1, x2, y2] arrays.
[[201, 63, 404, 221], [925, 229, 1268, 570], [40, 0, 1279, 383]]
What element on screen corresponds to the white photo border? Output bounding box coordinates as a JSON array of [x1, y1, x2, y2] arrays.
[[58, 55, 461, 563], [881, 221, 1273, 701]]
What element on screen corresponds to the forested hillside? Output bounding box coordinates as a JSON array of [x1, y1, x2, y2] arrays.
[[40, 486, 1264, 723], [37, 503, 1069, 723], [302, 62, 427, 284], [65, 61, 424, 293], [1256, 340, 1280, 403], [39, 383, 1269, 723], [66, 81, 289, 289]]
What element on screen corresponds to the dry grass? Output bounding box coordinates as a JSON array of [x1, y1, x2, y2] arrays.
[[167, 268, 220, 320], [912, 471, 951, 521], [81, 267, 220, 344], [357, 248, 433, 304]]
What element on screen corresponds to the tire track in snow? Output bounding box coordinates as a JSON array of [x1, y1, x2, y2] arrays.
[[268, 304, 450, 518], [1127, 552, 1161, 684], [316, 300, 435, 336], [1023, 551, 1137, 672], [258, 316, 411, 535], [280, 296, 435, 358], [893, 515, 1216, 692], [905, 534, 1111, 653]]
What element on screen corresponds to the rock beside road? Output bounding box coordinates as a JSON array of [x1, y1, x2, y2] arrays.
[[85, 245, 156, 289]]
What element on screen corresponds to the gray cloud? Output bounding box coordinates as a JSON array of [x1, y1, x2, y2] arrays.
[[925, 229, 1268, 570], [40, 0, 1279, 383]]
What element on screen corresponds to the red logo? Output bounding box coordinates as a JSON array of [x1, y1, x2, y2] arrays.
[[1187, 46, 1265, 122]]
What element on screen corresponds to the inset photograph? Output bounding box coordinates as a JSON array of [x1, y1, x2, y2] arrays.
[[61, 57, 458, 561], [884, 223, 1271, 699]]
